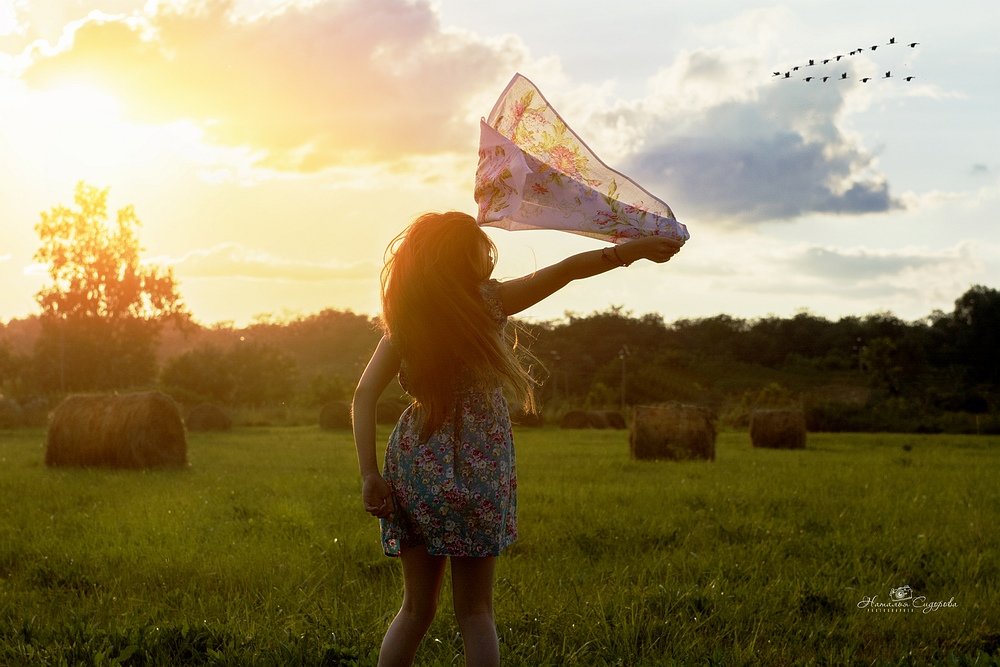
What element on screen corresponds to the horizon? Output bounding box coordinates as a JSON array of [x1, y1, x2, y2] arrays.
[[2, 279, 981, 331]]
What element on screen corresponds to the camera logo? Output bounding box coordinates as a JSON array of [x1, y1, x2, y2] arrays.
[[888, 585, 913, 602]]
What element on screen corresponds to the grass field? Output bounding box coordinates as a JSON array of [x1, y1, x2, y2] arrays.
[[1, 425, 998, 666]]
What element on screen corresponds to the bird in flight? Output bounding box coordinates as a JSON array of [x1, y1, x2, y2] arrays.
[[772, 38, 920, 84], [904, 76, 916, 81]]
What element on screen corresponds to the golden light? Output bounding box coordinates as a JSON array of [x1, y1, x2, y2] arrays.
[[3, 78, 176, 190], [22, 80, 126, 161]]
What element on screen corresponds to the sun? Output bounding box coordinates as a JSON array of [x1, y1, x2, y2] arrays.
[[28, 80, 125, 150], [8, 79, 148, 180]]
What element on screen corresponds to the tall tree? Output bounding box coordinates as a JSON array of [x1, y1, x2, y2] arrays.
[[31, 182, 185, 392], [951, 285, 1000, 383]]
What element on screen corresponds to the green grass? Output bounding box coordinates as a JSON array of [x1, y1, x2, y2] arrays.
[[1, 426, 998, 666]]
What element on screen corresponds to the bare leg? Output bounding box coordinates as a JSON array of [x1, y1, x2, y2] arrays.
[[451, 555, 500, 667], [378, 545, 448, 667]]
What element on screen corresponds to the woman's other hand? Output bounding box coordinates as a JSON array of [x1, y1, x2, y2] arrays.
[[362, 473, 395, 518]]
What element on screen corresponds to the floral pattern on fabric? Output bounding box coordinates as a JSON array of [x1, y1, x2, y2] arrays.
[[475, 73, 690, 245], [380, 280, 517, 558]]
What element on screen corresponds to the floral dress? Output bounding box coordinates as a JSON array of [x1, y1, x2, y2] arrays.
[[380, 280, 517, 558]]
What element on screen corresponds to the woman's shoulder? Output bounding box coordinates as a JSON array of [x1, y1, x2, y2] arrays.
[[478, 279, 507, 325]]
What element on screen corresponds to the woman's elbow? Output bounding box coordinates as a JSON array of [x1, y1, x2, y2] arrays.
[[352, 382, 378, 412]]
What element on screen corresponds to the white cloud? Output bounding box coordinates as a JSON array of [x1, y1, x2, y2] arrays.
[[19, 0, 528, 171], [612, 50, 902, 224], [786, 244, 975, 281], [0, 0, 25, 37], [166, 242, 376, 282]]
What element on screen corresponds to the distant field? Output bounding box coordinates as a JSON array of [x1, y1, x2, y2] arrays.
[[1, 426, 998, 666]]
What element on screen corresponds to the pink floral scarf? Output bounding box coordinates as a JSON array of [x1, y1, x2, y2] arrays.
[[475, 73, 689, 245]]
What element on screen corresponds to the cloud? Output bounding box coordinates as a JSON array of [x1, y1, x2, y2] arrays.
[[0, 1, 21, 37], [599, 47, 902, 224], [167, 242, 375, 282], [788, 246, 968, 281], [19, 0, 526, 171]]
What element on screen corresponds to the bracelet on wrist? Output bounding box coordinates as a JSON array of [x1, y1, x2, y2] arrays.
[[601, 247, 621, 267], [611, 245, 632, 267]]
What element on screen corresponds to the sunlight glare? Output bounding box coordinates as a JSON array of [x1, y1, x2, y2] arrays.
[[0, 1, 20, 37], [10, 81, 148, 179]]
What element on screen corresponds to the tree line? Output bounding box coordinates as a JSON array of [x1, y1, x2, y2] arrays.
[[1, 183, 998, 432]]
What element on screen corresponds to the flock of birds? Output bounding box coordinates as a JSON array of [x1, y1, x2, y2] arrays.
[[772, 37, 920, 83]]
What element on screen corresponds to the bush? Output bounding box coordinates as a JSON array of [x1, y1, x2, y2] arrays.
[[0, 398, 23, 428], [805, 401, 874, 432]]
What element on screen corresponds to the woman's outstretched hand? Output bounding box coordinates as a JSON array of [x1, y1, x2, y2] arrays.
[[618, 236, 683, 264], [362, 472, 395, 519]]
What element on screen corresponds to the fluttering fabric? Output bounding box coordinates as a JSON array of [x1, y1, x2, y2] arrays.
[[475, 73, 689, 245]]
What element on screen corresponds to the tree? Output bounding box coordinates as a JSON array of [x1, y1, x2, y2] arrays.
[[0, 340, 18, 396], [227, 342, 298, 406], [951, 285, 1000, 384], [31, 182, 185, 392], [161, 345, 235, 404]]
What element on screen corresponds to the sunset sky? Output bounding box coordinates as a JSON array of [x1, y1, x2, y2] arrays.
[[1, 0, 997, 327]]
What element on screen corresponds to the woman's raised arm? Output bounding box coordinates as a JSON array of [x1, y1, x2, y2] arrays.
[[496, 235, 682, 316]]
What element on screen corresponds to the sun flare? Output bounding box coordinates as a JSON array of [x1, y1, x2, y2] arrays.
[[26, 81, 125, 152]]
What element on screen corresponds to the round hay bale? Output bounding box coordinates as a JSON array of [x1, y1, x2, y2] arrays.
[[560, 410, 591, 429], [0, 398, 23, 428], [186, 403, 232, 432], [586, 411, 609, 428], [45, 391, 187, 469], [750, 409, 807, 449], [319, 400, 352, 430], [601, 410, 627, 430], [630, 403, 716, 461]]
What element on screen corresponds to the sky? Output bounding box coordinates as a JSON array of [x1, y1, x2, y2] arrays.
[[1, 0, 998, 327]]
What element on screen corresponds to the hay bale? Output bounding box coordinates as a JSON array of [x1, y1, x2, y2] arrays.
[[750, 409, 807, 449], [186, 403, 232, 432], [0, 398, 23, 428], [600, 410, 627, 430], [586, 411, 609, 428], [560, 410, 591, 429], [630, 403, 716, 461], [45, 392, 187, 469], [319, 400, 352, 430]]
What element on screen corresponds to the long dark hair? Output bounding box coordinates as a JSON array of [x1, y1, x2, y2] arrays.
[[381, 212, 533, 436]]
